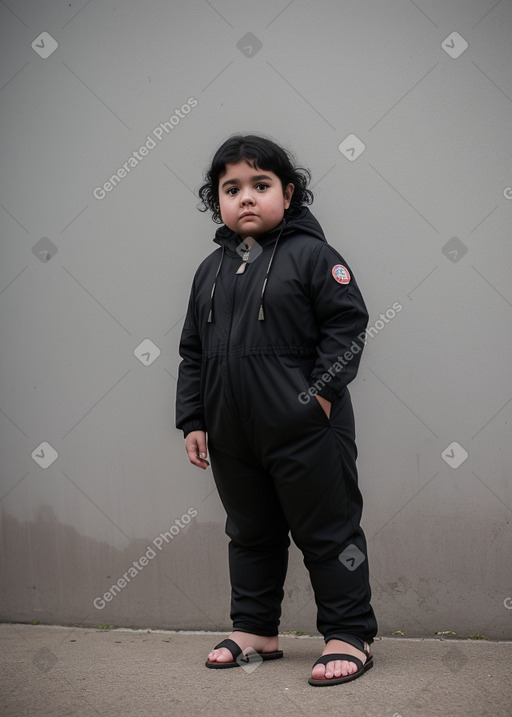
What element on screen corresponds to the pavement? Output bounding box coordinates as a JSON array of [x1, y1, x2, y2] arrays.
[[0, 624, 511, 717]]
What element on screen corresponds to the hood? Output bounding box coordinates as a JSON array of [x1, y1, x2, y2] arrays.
[[208, 207, 326, 324], [212, 207, 326, 254]]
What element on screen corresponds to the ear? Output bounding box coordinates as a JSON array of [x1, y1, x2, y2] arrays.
[[283, 183, 294, 210]]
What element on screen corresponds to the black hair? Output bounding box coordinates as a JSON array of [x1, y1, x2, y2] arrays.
[[198, 134, 314, 224]]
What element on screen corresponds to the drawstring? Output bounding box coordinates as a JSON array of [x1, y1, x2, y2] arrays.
[[258, 223, 285, 321], [208, 222, 285, 324], [207, 247, 225, 323]]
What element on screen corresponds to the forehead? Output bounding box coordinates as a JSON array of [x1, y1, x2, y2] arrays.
[[219, 159, 278, 183]]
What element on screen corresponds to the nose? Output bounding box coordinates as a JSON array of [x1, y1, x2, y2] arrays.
[[239, 186, 255, 206]]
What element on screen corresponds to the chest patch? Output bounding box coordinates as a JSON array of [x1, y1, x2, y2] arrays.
[[332, 264, 351, 285]]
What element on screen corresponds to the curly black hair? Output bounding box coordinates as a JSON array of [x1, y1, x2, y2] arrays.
[[198, 134, 314, 224]]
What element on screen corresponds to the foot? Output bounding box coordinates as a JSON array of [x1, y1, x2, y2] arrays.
[[207, 631, 279, 665], [311, 639, 370, 681]]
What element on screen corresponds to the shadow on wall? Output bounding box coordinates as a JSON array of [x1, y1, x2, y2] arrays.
[[0, 506, 316, 633], [1, 507, 510, 639]]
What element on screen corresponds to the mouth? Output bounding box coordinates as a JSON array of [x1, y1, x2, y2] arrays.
[[240, 212, 257, 219]]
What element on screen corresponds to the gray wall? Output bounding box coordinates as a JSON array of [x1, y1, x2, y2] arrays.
[[1, 0, 511, 639]]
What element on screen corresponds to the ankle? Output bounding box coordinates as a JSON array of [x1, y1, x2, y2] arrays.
[[323, 638, 367, 656], [325, 634, 368, 653], [230, 631, 278, 647]]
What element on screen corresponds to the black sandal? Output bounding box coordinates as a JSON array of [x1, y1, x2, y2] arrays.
[[308, 644, 373, 686], [205, 638, 284, 669]]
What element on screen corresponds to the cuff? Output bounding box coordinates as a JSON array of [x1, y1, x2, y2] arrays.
[[181, 420, 206, 438]]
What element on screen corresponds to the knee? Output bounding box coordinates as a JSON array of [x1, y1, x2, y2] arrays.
[[228, 524, 290, 552]]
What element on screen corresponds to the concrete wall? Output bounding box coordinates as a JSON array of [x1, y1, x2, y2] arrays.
[[1, 0, 511, 639]]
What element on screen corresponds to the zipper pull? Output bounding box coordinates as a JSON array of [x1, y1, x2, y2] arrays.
[[236, 262, 247, 274]]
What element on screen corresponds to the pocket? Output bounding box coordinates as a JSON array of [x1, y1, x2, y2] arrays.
[[311, 393, 332, 422], [276, 356, 330, 426]]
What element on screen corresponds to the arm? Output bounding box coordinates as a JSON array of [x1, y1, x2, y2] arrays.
[[308, 243, 369, 402], [175, 280, 207, 440]]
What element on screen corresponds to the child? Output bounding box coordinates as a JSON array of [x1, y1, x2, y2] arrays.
[[175, 134, 377, 686]]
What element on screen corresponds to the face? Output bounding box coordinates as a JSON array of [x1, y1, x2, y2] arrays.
[[218, 159, 294, 239]]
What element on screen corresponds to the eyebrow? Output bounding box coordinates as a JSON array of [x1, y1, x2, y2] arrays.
[[221, 174, 273, 189]]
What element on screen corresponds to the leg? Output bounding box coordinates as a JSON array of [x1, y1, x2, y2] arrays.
[[206, 441, 290, 663], [266, 389, 377, 678]]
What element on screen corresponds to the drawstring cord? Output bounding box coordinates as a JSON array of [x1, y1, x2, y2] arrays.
[[208, 222, 285, 323], [258, 223, 285, 321], [207, 247, 225, 323]]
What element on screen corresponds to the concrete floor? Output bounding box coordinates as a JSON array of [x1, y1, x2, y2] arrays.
[[1, 624, 511, 716]]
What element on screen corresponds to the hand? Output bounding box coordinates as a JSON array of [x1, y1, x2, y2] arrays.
[[315, 394, 332, 419], [185, 430, 209, 469]]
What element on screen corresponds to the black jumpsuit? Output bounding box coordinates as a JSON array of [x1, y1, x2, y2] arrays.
[[176, 208, 378, 649]]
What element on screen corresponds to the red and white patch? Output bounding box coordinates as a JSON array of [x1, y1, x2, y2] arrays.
[[332, 264, 351, 284]]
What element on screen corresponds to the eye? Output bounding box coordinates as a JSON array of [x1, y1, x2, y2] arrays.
[[255, 183, 269, 191], [226, 187, 239, 195]]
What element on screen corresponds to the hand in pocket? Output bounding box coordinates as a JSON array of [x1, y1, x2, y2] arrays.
[[315, 394, 331, 419]]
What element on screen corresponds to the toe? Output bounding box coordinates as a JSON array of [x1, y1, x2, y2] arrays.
[[311, 662, 326, 680], [208, 648, 233, 664], [341, 659, 357, 676], [325, 659, 342, 679]]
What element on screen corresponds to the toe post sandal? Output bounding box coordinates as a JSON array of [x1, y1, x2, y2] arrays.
[[205, 638, 284, 669], [308, 647, 373, 686]]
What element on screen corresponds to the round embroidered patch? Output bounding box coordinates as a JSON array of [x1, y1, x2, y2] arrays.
[[332, 264, 351, 284]]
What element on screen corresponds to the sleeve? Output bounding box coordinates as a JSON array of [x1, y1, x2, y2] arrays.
[[175, 278, 206, 437], [308, 243, 369, 402]]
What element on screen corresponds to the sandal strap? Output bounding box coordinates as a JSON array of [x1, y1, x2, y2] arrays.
[[312, 653, 364, 671], [212, 638, 242, 661]]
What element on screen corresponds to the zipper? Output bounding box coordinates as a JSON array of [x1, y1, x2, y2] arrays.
[[224, 269, 244, 416]]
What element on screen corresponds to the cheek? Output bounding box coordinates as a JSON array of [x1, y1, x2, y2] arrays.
[[218, 197, 230, 218], [218, 198, 237, 225], [262, 192, 285, 213], [272, 195, 288, 215]]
